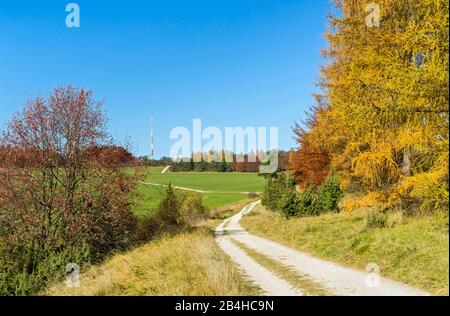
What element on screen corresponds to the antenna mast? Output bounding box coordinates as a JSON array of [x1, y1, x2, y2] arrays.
[[150, 114, 154, 160]]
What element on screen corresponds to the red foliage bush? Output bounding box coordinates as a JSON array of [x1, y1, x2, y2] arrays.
[[0, 86, 139, 294]]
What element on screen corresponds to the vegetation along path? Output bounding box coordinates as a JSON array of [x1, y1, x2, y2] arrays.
[[216, 201, 431, 296]]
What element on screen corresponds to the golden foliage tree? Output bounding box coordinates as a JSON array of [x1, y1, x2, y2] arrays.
[[295, 0, 449, 212]]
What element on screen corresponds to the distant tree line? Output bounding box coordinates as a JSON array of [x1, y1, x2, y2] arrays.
[[137, 156, 173, 167], [167, 150, 290, 173]]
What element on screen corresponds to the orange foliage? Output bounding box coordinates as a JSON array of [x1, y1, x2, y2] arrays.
[[289, 103, 332, 186], [289, 138, 331, 186]]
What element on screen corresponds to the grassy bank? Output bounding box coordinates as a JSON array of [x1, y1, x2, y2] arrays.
[[240, 205, 449, 296], [47, 200, 260, 296]]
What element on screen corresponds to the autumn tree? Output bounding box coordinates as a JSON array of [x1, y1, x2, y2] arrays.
[[87, 145, 135, 166], [301, 0, 449, 211], [289, 97, 334, 186], [0, 86, 138, 294], [289, 137, 331, 186]]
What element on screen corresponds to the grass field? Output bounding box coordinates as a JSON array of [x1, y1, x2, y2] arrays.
[[143, 168, 266, 193], [133, 167, 264, 217], [240, 204, 449, 296]]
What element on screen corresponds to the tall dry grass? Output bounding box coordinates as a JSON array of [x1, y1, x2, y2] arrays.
[[46, 226, 259, 296]]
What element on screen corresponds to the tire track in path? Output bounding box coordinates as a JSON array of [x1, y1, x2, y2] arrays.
[[215, 203, 302, 296]]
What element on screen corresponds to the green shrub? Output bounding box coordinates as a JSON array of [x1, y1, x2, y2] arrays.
[[153, 183, 182, 228], [262, 173, 295, 212], [278, 190, 301, 218], [179, 192, 209, 226], [0, 244, 90, 296], [138, 185, 210, 240], [262, 172, 344, 218], [261, 175, 282, 211], [297, 188, 316, 216], [315, 173, 343, 213]]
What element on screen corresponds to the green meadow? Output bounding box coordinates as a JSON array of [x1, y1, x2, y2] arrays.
[[133, 168, 265, 217], [144, 167, 266, 192]]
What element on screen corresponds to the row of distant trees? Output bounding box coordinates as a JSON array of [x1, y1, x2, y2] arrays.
[[138, 156, 173, 167], [163, 150, 290, 173], [0, 144, 291, 173]]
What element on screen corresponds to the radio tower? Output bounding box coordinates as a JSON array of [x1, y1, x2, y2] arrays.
[[150, 114, 154, 161]]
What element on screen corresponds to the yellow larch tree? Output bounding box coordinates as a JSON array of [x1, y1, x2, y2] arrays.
[[299, 0, 448, 212]]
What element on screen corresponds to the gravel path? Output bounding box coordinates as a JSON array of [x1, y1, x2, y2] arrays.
[[141, 182, 260, 195], [215, 205, 303, 296], [216, 201, 430, 296], [161, 166, 171, 174]]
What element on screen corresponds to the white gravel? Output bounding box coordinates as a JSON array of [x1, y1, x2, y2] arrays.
[[215, 207, 302, 296], [161, 166, 171, 174], [216, 201, 430, 296]]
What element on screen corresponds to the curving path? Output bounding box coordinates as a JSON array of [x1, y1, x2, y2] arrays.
[[141, 182, 260, 195], [215, 201, 430, 296]]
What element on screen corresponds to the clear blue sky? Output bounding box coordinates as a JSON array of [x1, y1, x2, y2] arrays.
[[0, 0, 331, 158]]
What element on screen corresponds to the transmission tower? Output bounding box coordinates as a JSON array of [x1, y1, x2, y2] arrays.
[[150, 114, 154, 161]]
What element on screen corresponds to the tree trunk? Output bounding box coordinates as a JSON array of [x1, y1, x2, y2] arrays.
[[402, 148, 413, 177]]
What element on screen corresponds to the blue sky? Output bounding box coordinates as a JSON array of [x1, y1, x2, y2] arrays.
[[0, 0, 331, 158]]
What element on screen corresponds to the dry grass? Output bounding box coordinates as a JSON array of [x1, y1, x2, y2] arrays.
[[46, 225, 260, 296], [240, 204, 449, 296], [47, 197, 261, 296]]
